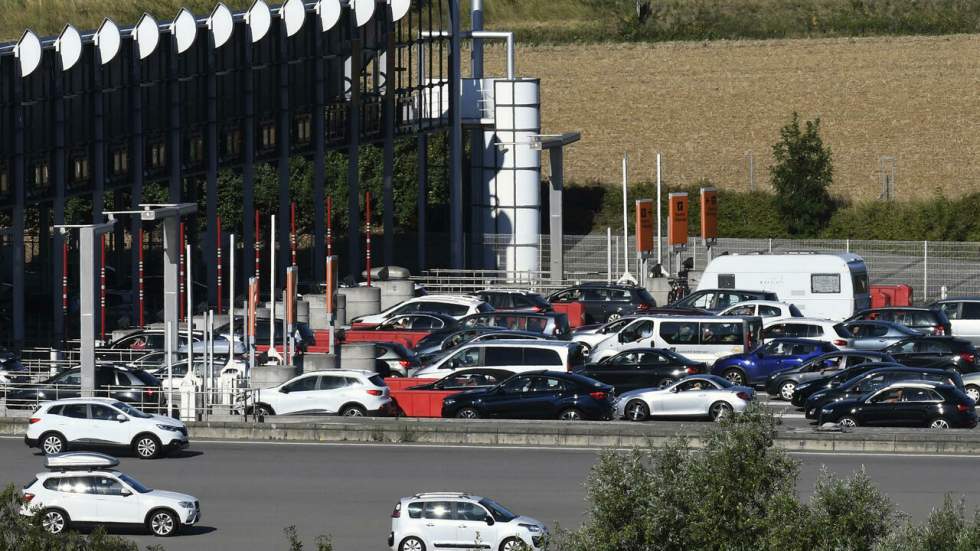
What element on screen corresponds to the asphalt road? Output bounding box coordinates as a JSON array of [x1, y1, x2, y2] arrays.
[[3, 437, 980, 550]]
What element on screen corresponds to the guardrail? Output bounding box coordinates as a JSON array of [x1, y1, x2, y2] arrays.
[[412, 268, 607, 295]]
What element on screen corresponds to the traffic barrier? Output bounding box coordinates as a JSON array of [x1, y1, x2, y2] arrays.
[[870, 284, 914, 308], [552, 302, 585, 328], [383, 377, 451, 418]]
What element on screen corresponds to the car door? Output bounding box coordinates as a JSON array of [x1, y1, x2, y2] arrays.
[[757, 341, 791, 377], [957, 302, 980, 339], [454, 501, 497, 548], [580, 288, 608, 322], [634, 351, 675, 391], [50, 476, 100, 522], [858, 388, 903, 426], [590, 352, 636, 390], [274, 375, 320, 414], [900, 387, 943, 426], [421, 501, 457, 548], [91, 475, 143, 524], [480, 375, 535, 417], [313, 375, 351, 414], [661, 379, 710, 415], [88, 403, 130, 446], [57, 403, 91, 443]]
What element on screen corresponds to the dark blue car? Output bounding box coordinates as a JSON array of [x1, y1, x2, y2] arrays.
[[711, 338, 838, 387]]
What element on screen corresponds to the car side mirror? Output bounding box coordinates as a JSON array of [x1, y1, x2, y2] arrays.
[[116, 414, 128, 423], [279, 387, 289, 394], [618, 333, 627, 343], [485, 515, 495, 526], [120, 489, 132, 497]]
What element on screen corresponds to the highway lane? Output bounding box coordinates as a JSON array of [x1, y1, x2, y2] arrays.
[[2, 437, 979, 550]]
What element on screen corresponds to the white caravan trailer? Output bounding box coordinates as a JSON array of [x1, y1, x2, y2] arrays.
[[696, 253, 870, 321]]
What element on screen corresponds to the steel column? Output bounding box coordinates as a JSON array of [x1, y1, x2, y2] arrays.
[[277, 25, 291, 286], [417, 133, 427, 272], [242, 27, 256, 291], [52, 59, 66, 346], [168, 41, 182, 202], [206, 31, 219, 309], [549, 147, 564, 282], [12, 56, 25, 350], [382, 6, 396, 266], [130, 43, 145, 329], [449, 0, 463, 268], [312, 25, 326, 284], [347, 15, 363, 279]]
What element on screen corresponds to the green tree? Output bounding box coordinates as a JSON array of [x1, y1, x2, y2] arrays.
[[770, 113, 836, 236]]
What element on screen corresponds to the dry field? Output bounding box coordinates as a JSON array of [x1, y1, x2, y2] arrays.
[[478, 34, 980, 200]]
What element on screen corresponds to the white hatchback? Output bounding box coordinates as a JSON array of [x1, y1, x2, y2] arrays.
[[389, 492, 548, 551], [21, 452, 200, 537], [241, 369, 393, 417], [25, 398, 188, 459], [352, 295, 493, 325]]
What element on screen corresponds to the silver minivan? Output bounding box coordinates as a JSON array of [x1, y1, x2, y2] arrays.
[[410, 341, 585, 378]]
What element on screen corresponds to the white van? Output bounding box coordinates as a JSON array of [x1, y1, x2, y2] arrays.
[[697, 252, 870, 321], [589, 316, 763, 364]]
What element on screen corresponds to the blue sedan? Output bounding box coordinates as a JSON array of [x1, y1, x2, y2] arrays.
[[711, 338, 838, 387]]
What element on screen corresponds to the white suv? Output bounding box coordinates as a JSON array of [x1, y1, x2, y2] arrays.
[[25, 398, 188, 459], [21, 452, 200, 537], [352, 295, 493, 325], [241, 369, 393, 416], [389, 492, 548, 551]]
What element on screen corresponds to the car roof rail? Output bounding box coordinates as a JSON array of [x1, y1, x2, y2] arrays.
[[413, 491, 471, 499], [45, 452, 119, 472]]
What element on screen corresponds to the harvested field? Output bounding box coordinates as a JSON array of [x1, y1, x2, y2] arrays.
[[477, 35, 980, 199]]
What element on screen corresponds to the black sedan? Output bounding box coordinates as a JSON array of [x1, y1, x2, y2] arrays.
[[408, 368, 515, 391], [766, 350, 894, 401], [4, 364, 163, 410], [441, 370, 614, 421], [791, 361, 903, 408], [575, 348, 706, 393], [803, 366, 963, 419], [817, 382, 977, 429], [882, 336, 980, 373]]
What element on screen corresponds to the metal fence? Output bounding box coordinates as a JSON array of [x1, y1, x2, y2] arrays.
[[451, 234, 980, 303]]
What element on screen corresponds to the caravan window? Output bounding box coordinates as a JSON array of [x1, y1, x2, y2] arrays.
[[811, 274, 841, 294], [718, 274, 735, 289]]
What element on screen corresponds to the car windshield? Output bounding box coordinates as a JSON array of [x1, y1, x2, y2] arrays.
[[112, 402, 152, 419], [479, 498, 517, 522], [118, 473, 152, 494]]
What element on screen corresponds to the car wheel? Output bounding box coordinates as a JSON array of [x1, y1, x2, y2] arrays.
[[40, 432, 66, 456], [341, 404, 367, 417], [41, 509, 69, 534], [966, 385, 980, 403], [134, 434, 161, 459], [400, 537, 426, 551], [500, 537, 526, 551], [579, 343, 593, 356], [779, 381, 797, 401], [930, 418, 951, 430], [625, 400, 649, 422], [606, 313, 622, 322], [456, 407, 480, 419], [558, 408, 584, 421], [837, 415, 858, 429], [722, 369, 746, 386], [709, 402, 733, 422], [254, 404, 275, 417], [148, 509, 179, 537]]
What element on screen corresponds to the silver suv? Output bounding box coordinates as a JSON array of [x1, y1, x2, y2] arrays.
[[388, 492, 547, 551]]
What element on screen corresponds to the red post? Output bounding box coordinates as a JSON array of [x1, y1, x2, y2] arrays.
[[290, 201, 297, 267], [138, 229, 144, 327], [365, 192, 372, 287], [100, 235, 106, 340], [179, 222, 185, 321], [217, 216, 223, 314]]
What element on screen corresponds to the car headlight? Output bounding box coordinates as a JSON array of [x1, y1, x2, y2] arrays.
[[178, 501, 196, 509], [157, 424, 183, 432], [444, 398, 456, 405], [519, 523, 541, 533]]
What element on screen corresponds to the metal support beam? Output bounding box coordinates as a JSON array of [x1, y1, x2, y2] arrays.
[[130, 41, 145, 330], [449, 0, 463, 268], [168, 41, 182, 202], [382, 7, 396, 266], [312, 26, 326, 284], [52, 60, 66, 346], [12, 58, 25, 350], [347, 15, 363, 279], [243, 28, 256, 293], [549, 147, 564, 283], [206, 32, 219, 310], [277, 24, 291, 280], [417, 134, 427, 272]]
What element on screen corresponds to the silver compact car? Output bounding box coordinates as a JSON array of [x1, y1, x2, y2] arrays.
[[614, 375, 754, 422]]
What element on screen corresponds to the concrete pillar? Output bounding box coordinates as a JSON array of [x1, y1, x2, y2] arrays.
[[338, 286, 381, 322]]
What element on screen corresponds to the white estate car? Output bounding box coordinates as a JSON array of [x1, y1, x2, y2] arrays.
[[614, 375, 755, 422], [389, 492, 548, 551], [25, 398, 188, 459], [718, 300, 803, 320], [352, 295, 493, 325], [762, 317, 853, 348], [21, 452, 200, 537], [241, 369, 393, 417]]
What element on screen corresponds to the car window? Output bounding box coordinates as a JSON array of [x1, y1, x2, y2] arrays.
[[608, 289, 630, 302], [46, 476, 92, 494], [791, 344, 816, 355], [581, 288, 607, 301], [763, 341, 791, 356], [805, 324, 825, 338], [919, 340, 952, 353], [422, 502, 454, 520], [412, 316, 442, 330], [500, 376, 533, 394], [889, 340, 917, 354], [62, 404, 88, 419], [47, 405, 64, 416], [700, 322, 742, 345], [552, 289, 582, 302], [660, 322, 698, 345], [92, 476, 126, 496], [789, 304, 804, 317], [484, 347, 523, 366], [937, 302, 960, 320], [603, 318, 633, 334], [725, 305, 755, 316], [610, 352, 639, 366], [676, 379, 711, 392], [54, 371, 82, 385], [530, 377, 566, 393], [870, 388, 903, 403], [317, 376, 348, 390], [441, 372, 501, 389], [903, 388, 942, 402], [962, 303, 980, 320], [283, 376, 318, 393], [765, 324, 788, 338], [524, 348, 562, 366], [639, 352, 669, 365], [714, 293, 743, 309], [688, 292, 713, 309], [455, 501, 489, 522], [484, 293, 511, 309], [407, 502, 424, 519], [857, 374, 888, 393], [89, 404, 118, 421], [758, 305, 782, 317], [448, 347, 482, 369]]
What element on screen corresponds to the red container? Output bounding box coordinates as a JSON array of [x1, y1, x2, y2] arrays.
[[870, 284, 914, 308], [552, 302, 586, 328], [385, 377, 456, 417]]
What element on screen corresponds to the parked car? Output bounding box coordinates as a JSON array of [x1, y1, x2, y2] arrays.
[[846, 307, 951, 336], [816, 382, 977, 429], [718, 300, 803, 319], [459, 312, 571, 340], [841, 320, 922, 350], [790, 362, 901, 408], [570, 316, 640, 355], [342, 313, 460, 349], [589, 315, 764, 364], [412, 341, 586, 379], [21, 452, 201, 536], [5, 365, 164, 411], [614, 375, 755, 422], [803, 366, 964, 419], [239, 370, 392, 417], [24, 398, 188, 459], [352, 295, 493, 325], [375, 342, 422, 377], [930, 298, 980, 340], [666, 288, 779, 312], [388, 492, 548, 551], [470, 289, 553, 312], [407, 368, 516, 391], [547, 283, 657, 324], [214, 317, 314, 351], [575, 348, 706, 393], [711, 338, 837, 387], [413, 327, 511, 363], [762, 317, 853, 348], [959, 371, 980, 402], [765, 350, 894, 401], [0, 351, 29, 385], [441, 370, 614, 421], [882, 336, 980, 373], [102, 329, 202, 352]]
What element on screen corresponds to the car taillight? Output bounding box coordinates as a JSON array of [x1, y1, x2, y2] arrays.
[[959, 352, 976, 364], [145, 388, 155, 396], [589, 391, 608, 401], [736, 391, 752, 401], [530, 306, 542, 312], [686, 365, 702, 375], [957, 403, 971, 413], [21, 493, 34, 504], [391, 503, 401, 518], [933, 325, 945, 336], [636, 303, 651, 310], [398, 359, 411, 368], [29, 417, 41, 424], [833, 339, 847, 347], [366, 389, 383, 396]]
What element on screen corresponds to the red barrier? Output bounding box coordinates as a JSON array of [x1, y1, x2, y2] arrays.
[[341, 329, 432, 348], [384, 377, 454, 417], [553, 302, 586, 328], [870, 284, 914, 308]]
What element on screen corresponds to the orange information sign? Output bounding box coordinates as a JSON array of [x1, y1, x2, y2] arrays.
[[667, 192, 689, 247], [635, 199, 654, 253], [700, 187, 718, 241]]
